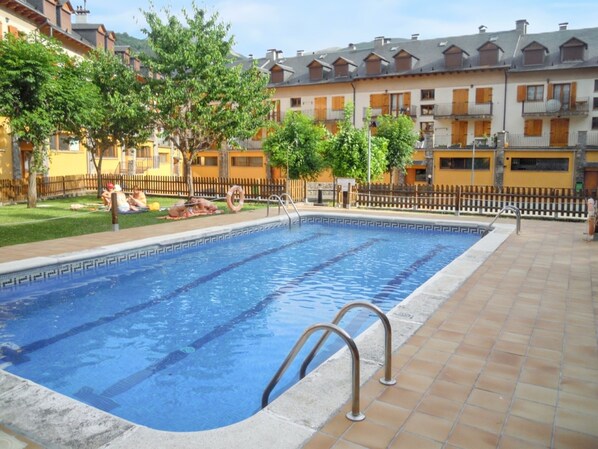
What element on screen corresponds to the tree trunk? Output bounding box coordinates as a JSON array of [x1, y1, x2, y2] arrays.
[[184, 157, 194, 197], [27, 169, 37, 208]]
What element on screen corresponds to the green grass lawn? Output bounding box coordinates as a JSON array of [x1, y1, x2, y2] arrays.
[[0, 195, 262, 247]]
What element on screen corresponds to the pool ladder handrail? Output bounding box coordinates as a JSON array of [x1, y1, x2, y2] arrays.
[[489, 205, 521, 234], [267, 193, 301, 228], [299, 301, 396, 387], [261, 301, 395, 422]]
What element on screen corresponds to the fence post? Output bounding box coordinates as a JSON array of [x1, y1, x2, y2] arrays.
[[455, 186, 461, 216], [111, 192, 119, 232]]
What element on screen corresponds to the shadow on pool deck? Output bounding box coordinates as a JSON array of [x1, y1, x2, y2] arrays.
[[1, 206, 597, 449]]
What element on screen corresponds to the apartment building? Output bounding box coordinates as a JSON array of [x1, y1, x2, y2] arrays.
[[223, 19, 598, 189], [0, 0, 178, 181]]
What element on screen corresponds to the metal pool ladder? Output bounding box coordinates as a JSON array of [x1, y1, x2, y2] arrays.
[[261, 301, 395, 422], [267, 193, 301, 228], [489, 205, 521, 234]]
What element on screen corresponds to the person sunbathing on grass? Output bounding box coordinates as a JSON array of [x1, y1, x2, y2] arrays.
[[114, 184, 139, 213], [128, 186, 147, 208], [167, 198, 220, 219]]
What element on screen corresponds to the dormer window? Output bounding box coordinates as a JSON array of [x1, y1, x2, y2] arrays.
[[364, 53, 389, 76], [443, 45, 468, 69], [307, 60, 332, 81], [478, 41, 502, 66], [393, 50, 418, 72], [269, 64, 294, 84], [332, 57, 357, 78], [560, 37, 587, 62], [522, 41, 548, 66]]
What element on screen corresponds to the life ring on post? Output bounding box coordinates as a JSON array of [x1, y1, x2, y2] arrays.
[[226, 185, 245, 213]]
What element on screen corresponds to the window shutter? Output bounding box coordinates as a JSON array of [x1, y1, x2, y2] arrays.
[[332, 96, 345, 111], [570, 82, 577, 106], [547, 83, 554, 100], [474, 121, 485, 136], [517, 85, 526, 102], [404, 92, 412, 109], [8, 25, 19, 37]]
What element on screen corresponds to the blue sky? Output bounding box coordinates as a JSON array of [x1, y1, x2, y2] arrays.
[[84, 0, 597, 57]]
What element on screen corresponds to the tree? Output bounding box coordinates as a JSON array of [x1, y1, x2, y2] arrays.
[[0, 33, 91, 207], [141, 3, 273, 197], [323, 103, 387, 183], [375, 114, 418, 185], [263, 111, 328, 180], [64, 49, 154, 196]]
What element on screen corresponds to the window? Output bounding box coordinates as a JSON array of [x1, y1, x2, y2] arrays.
[[332, 96, 345, 111], [594, 97, 598, 110], [592, 117, 598, 130], [193, 156, 218, 166], [420, 122, 434, 133], [49, 133, 77, 151], [511, 158, 568, 171], [231, 156, 262, 167], [390, 92, 411, 116], [290, 98, 301, 108], [137, 146, 151, 158], [561, 38, 585, 62], [421, 89, 435, 101], [475, 88, 492, 104], [595, 80, 598, 92], [526, 85, 544, 101], [102, 146, 117, 158], [524, 119, 543, 136], [159, 153, 169, 165], [420, 105, 434, 116], [440, 157, 490, 170], [415, 169, 427, 182], [522, 43, 546, 66]]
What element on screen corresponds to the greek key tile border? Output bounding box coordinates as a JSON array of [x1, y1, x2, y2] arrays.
[[0, 216, 486, 290]]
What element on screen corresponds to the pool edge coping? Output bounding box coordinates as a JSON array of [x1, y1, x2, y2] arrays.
[[0, 211, 515, 449]]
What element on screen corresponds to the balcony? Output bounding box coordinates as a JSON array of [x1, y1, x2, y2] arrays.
[[433, 102, 493, 120], [521, 97, 589, 117], [507, 133, 580, 148], [279, 108, 346, 123]]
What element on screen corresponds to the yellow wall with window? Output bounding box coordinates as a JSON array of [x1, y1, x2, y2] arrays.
[[228, 151, 266, 178], [503, 150, 574, 188], [191, 151, 220, 178], [433, 150, 495, 186]]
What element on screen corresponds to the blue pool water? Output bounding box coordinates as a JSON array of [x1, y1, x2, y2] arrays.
[[0, 218, 480, 431]]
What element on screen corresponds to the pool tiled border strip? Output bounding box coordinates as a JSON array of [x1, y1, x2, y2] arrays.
[[0, 211, 514, 449]]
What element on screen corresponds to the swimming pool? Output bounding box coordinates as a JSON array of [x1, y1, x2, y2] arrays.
[[0, 212, 514, 447]]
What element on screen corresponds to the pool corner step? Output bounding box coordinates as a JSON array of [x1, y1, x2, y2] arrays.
[[75, 386, 120, 412]]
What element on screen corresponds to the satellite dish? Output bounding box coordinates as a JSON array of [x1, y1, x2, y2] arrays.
[[546, 99, 562, 113]]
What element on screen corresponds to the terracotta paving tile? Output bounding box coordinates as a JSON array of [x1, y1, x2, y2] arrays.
[[553, 427, 598, 449], [342, 420, 397, 449], [559, 376, 598, 399], [319, 412, 354, 438], [301, 432, 336, 449], [447, 422, 499, 449], [388, 431, 442, 449], [458, 404, 505, 434], [331, 439, 369, 449], [415, 394, 462, 422], [502, 415, 553, 447], [438, 365, 481, 387], [413, 348, 452, 364], [514, 383, 558, 406], [403, 359, 444, 378], [455, 343, 491, 360], [427, 380, 471, 403], [364, 400, 410, 429], [378, 386, 423, 410], [461, 334, 496, 350], [423, 337, 460, 354], [519, 366, 560, 389], [433, 329, 466, 343], [467, 388, 511, 413], [402, 412, 453, 443], [556, 408, 598, 437], [493, 340, 527, 356], [497, 331, 530, 345], [510, 397, 555, 424], [475, 372, 516, 397], [497, 435, 550, 449], [488, 350, 524, 369], [393, 371, 436, 393], [561, 364, 598, 383]]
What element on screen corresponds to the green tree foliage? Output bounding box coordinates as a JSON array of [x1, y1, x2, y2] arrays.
[[323, 103, 387, 183], [141, 3, 273, 196], [64, 49, 154, 195], [263, 111, 328, 180], [0, 33, 96, 207], [375, 114, 418, 185]]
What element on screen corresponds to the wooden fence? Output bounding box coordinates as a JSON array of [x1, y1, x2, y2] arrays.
[[355, 184, 595, 219], [1, 175, 594, 220]]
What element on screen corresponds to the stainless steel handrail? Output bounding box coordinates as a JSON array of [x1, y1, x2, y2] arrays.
[[261, 322, 365, 422], [299, 301, 396, 386], [280, 193, 301, 227], [489, 205, 521, 234], [266, 194, 301, 228]]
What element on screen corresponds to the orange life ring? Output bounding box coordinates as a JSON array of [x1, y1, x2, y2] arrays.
[[226, 185, 245, 213]]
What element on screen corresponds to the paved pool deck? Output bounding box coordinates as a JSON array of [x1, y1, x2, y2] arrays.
[[0, 206, 597, 449]]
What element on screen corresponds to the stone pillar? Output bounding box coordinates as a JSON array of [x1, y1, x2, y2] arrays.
[[493, 131, 507, 188], [574, 131, 587, 189]]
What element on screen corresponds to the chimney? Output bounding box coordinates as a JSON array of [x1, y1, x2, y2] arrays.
[[479, 25, 487, 33], [559, 22, 568, 30], [75, 1, 90, 24], [411, 33, 419, 40], [296, 50, 304, 57], [374, 36, 385, 48], [515, 19, 528, 35], [348, 43, 356, 50], [266, 48, 281, 61]]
